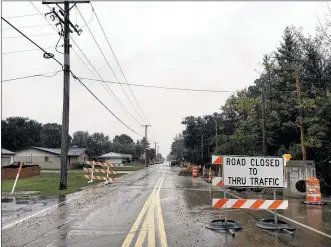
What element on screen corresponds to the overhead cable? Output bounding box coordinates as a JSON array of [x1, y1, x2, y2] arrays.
[[77, 77, 236, 93], [1, 17, 63, 67], [71, 72, 143, 137], [3, 14, 142, 137], [76, 6, 145, 125], [91, 2, 150, 125], [2, 70, 62, 82]]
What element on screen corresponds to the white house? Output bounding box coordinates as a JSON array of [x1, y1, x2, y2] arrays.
[[1, 148, 15, 167], [98, 152, 132, 164], [14, 147, 89, 169]]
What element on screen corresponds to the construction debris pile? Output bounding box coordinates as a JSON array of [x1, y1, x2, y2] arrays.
[[178, 165, 193, 177]]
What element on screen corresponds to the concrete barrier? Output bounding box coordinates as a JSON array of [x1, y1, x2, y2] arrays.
[[283, 160, 315, 198]]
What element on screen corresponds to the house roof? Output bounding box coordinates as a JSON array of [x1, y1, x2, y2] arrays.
[[31, 147, 87, 157], [1, 148, 15, 155], [98, 152, 132, 159]]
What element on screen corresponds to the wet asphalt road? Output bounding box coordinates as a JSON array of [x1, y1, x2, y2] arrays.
[[2, 162, 331, 247]]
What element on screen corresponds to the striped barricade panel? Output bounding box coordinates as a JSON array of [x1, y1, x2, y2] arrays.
[[212, 177, 223, 187], [212, 155, 222, 165], [83, 168, 117, 174], [83, 175, 116, 182], [84, 161, 123, 167], [212, 199, 288, 210]]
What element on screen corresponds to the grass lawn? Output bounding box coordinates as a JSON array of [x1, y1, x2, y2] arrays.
[[1, 163, 145, 197], [112, 163, 146, 171]]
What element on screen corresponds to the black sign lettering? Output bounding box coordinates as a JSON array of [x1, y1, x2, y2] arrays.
[[227, 177, 246, 185], [275, 160, 279, 167]]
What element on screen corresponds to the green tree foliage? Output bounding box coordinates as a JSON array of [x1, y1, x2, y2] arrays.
[[40, 123, 62, 148], [72, 131, 89, 148], [169, 23, 331, 183], [1, 117, 42, 151], [113, 134, 134, 145]]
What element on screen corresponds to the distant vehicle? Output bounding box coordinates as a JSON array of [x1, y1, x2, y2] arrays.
[[171, 160, 179, 166]]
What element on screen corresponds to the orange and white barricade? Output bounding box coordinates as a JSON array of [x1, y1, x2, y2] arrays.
[[212, 199, 288, 210], [212, 177, 223, 187], [84, 161, 119, 184]]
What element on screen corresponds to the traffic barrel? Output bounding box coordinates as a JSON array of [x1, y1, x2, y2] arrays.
[[303, 177, 326, 205], [192, 166, 199, 178]]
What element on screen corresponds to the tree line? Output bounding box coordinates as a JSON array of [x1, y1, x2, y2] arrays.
[[1, 116, 161, 161], [169, 21, 331, 182]]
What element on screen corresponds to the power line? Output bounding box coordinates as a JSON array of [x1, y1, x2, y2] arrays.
[[70, 37, 143, 126], [2, 46, 60, 55], [2, 70, 62, 82], [76, 6, 145, 125], [91, 3, 150, 125], [2, 33, 57, 39], [3, 13, 40, 18], [77, 77, 236, 93], [30, 2, 143, 127], [1, 17, 63, 68], [2, 23, 52, 30], [2, 11, 142, 138], [71, 72, 143, 137]]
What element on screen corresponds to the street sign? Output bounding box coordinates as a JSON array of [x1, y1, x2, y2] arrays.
[[222, 156, 284, 188]]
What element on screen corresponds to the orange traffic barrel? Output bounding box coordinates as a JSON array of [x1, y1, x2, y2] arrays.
[[192, 166, 199, 178], [303, 177, 326, 205]]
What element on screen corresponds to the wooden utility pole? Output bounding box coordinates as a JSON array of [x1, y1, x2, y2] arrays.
[[261, 85, 267, 156], [43, 0, 89, 190], [201, 134, 204, 164], [295, 71, 307, 160], [142, 124, 151, 166], [215, 119, 218, 150]]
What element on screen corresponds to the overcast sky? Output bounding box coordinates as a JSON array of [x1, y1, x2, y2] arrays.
[[1, 1, 329, 156]]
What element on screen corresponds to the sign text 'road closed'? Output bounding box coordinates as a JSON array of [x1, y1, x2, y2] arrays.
[[222, 156, 285, 188]]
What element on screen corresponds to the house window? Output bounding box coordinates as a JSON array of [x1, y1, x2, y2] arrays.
[[45, 156, 49, 162]]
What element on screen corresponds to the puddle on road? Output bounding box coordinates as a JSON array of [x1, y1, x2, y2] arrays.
[[2, 191, 39, 197]]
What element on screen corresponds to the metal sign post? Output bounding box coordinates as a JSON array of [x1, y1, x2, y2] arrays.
[[210, 155, 295, 235], [208, 157, 241, 235]]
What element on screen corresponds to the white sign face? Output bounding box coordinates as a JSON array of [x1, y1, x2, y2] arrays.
[[222, 156, 284, 188]]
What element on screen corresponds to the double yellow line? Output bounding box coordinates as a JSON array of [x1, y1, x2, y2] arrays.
[[121, 173, 167, 247]]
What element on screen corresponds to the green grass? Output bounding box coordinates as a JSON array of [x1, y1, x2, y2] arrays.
[[2, 172, 117, 197], [112, 163, 146, 171], [2, 163, 146, 197]]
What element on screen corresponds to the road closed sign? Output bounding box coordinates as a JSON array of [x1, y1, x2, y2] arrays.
[[222, 156, 285, 188]]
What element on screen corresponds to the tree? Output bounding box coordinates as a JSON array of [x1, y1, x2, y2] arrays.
[[40, 123, 62, 148], [72, 131, 90, 148], [86, 132, 111, 157], [113, 134, 134, 145], [146, 148, 156, 162], [1, 117, 42, 151], [174, 23, 331, 185]]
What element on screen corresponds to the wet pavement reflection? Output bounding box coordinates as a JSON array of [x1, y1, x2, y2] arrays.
[[2, 163, 331, 247]]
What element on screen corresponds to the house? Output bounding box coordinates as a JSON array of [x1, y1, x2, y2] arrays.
[[1, 148, 15, 167], [98, 152, 132, 164], [14, 147, 89, 169]]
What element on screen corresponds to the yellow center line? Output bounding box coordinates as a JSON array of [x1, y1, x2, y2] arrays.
[[156, 177, 167, 247], [148, 194, 156, 247], [121, 174, 164, 247]]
